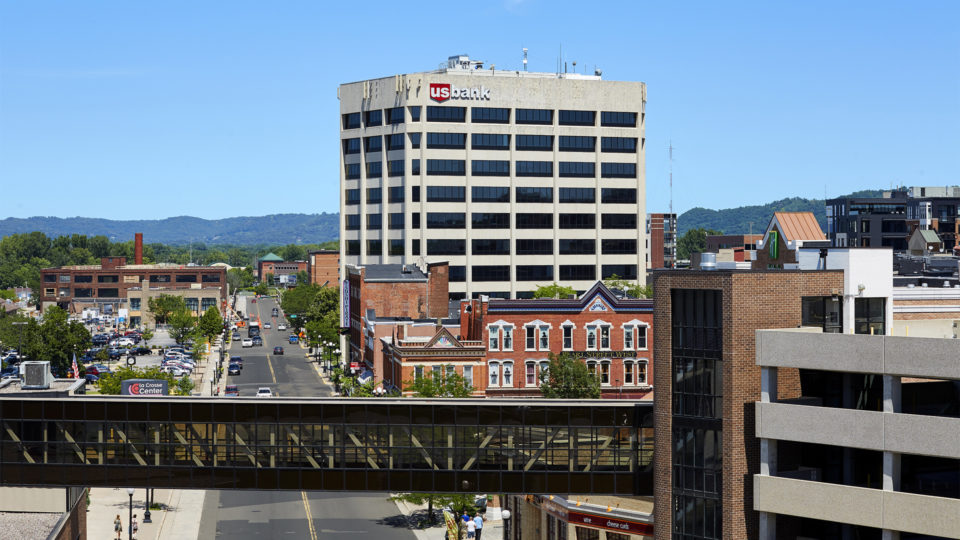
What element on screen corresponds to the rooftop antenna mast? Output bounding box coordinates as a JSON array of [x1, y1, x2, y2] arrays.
[[522, 48, 528, 71], [669, 141, 674, 223]]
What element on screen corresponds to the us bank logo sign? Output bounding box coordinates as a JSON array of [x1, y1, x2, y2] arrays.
[[429, 83, 491, 102]]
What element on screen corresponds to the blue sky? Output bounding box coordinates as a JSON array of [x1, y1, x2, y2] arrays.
[[1, 1, 957, 220]]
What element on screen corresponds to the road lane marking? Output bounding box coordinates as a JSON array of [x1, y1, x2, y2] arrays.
[[301, 491, 318, 540], [266, 354, 277, 384]]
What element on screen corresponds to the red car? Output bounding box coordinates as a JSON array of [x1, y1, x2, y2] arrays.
[[224, 384, 239, 396]]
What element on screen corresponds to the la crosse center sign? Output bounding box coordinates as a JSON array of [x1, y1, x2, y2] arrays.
[[429, 83, 491, 102]]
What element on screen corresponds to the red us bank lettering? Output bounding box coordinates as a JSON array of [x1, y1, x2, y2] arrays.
[[429, 83, 490, 102]]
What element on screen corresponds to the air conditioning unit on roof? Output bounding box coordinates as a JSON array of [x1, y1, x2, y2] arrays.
[[20, 361, 53, 389]]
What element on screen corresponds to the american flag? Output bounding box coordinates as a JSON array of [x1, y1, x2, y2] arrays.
[[72, 353, 79, 379]]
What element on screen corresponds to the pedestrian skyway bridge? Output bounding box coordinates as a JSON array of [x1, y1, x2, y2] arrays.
[[0, 397, 653, 495]]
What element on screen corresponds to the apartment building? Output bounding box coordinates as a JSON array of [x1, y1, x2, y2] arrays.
[[308, 249, 340, 287], [646, 213, 676, 269], [339, 54, 646, 299]]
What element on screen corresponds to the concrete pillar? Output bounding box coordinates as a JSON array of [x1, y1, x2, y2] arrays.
[[883, 375, 901, 413], [882, 375, 902, 540], [759, 512, 777, 540], [760, 366, 778, 402]]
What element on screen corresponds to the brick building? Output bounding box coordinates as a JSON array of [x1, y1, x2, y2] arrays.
[[346, 262, 450, 375], [258, 254, 308, 285], [651, 269, 846, 540], [705, 234, 763, 253], [308, 249, 340, 287], [461, 281, 654, 399], [39, 234, 227, 321], [646, 213, 677, 269], [753, 212, 829, 270], [381, 325, 486, 396]]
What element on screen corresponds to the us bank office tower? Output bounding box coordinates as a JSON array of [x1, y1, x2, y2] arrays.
[[339, 55, 646, 300]]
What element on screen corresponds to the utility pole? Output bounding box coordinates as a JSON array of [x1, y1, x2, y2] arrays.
[[669, 142, 675, 268]]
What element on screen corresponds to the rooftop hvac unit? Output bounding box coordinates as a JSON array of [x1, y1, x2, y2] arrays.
[[20, 361, 53, 390]]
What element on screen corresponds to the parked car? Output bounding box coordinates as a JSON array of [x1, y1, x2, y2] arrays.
[[1, 366, 19, 379], [288, 335, 298, 344], [86, 364, 112, 377], [130, 346, 152, 356], [162, 365, 189, 377], [255, 387, 273, 398], [224, 384, 239, 397], [227, 363, 241, 375], [273, 346, 284, 355], [241, 338, 253, 348], [84, 373, 100, 383]]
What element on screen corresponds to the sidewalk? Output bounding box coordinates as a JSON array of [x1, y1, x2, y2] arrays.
[[392, 498, 503, 540], [86, 342, 219, 539]]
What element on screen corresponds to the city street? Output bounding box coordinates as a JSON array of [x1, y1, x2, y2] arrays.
[[201, 295, 415, 540]]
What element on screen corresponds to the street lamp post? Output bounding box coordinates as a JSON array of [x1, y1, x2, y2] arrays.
[[143, 488, 152, 523], [126, 488, 134, 540], [501, 508, 511, 540], [11, 321, 27, 363]]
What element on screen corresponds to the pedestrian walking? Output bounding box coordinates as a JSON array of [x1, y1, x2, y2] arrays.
[[113, 514, 122, 539], [473, 512, 484, 540], [466, 517, 476, 539], [131, 514, 139, 539]]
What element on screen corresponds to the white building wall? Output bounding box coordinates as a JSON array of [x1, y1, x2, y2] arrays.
[[797, 248, 893, 334]]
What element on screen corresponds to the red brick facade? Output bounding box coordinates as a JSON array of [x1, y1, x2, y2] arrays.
[[259, 260, 308, 281], [652, 270, 844, 540], [308, 250, 340, 287], [382, 326, 487, 395], [461, 282, 654, 399]]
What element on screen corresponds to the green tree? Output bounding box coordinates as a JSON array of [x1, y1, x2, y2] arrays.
[[265, 272, 275, 286], [676, 227, 722, 260], [296, 270, 310, 286], [280, 244, 308, 262], [532, 282, 577, 299], [97, 365, 194, 396], [539, 352, 601, 399], [198, 306, 223, 340], [168, 309, 196, 345], [406, 367, 474, 398], [147, 294, 186, 326], [227, 267, 255, 291], [603, 275, 653, 299], [281, 284, 321, 327], [253, 282, 268, 296], [29, 307, 91, 374], [390, 493, 477, 526]]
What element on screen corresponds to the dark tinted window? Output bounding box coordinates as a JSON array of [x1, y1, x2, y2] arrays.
[[449, 265, 466, 282], [426, 159, 465, 176], [600, 111, 637, 127], [558, 110, 595, 126], [343, 138, 361, 154], [559, 213, 596, 229], [345, 189, 360, 205], [366, 187, 382, 204], [472, 265, 510, 282], [426, 106, 466, 122], [516, 108, 553, 124], [472, 107, 510, 123], [559, 161, 595, 178], [345, 214, 360, 230], [366, 213, 382, 230], [559, 265, 595, 280], [386, 133, 405, 150], [389, 239, 404, 256], [366, 240, 381, 256], [517, 265, 553, 281], [516, 161, 553, 177], [345, 164, 360, 180], [558, 136, 595, 152], [602, 264, 637, 280], [516, 213, 552, 229], [409, 133, 421, 149], [601, 214, 638, 229], [386, 107, 404, 125], [387, 160, 404, 177], [411, 212, 420, 228], [602, 239, 637, 254], [601, 188, 637, 204], [366, 162, 382, 178], [472, 186, 510, 203], [364, 110, 382, 127], [427, 132, 466, 149], [515, 187, 553, 203], [427, 186, 465, 202], [472, 160, 510, 176], [428, 239, 466, 255], [98, 288, 119, 298], [472, 213, 510, 229], [411, 159, 420, 175], [389, 213, 404, 229], [516, 135, 553, 151], [388, 186, 404, 203], [427, 212, 465, 229], [342, 113, 360, 129], [472, 133, 510, 150], [559, 239, 595, 255], [601, 162, 637, 178], [409, 106, 421, 122], [601, 137, 638, 153], [516, 239, 552, 255], [472, 239, 510, 255], [411, 186, 420, 202], [411, 239, 420, 255], [559, 187, 595, 203], [346, 240, 360, 256]]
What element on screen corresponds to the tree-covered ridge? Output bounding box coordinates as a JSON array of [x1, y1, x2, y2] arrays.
[[0, 213, 339, 245], [677, 189, 884, 235]]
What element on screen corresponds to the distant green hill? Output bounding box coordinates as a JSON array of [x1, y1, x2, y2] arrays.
[[0, 213, 339, 245], [677, 190, 884, 235]]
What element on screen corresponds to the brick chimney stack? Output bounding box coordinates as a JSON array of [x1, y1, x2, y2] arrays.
[[134, 233, 143, 264]]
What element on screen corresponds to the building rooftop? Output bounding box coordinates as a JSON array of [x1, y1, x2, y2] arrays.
[[0, 378, 85, 395], [47, 263, 223, 271], [772, 211, 826, 242], [918, 229, 942, 243], [259, 252, 284, 262], [357, 264, 429, 283]]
